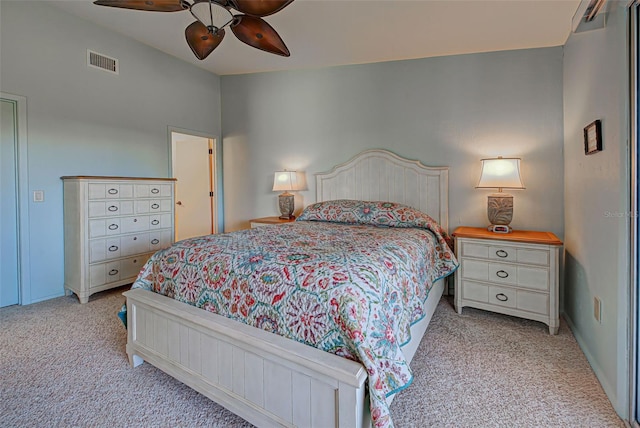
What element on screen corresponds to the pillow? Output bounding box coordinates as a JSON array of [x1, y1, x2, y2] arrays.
[[298, 199, 455, 257]]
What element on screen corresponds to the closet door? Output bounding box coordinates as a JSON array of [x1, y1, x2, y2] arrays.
[[0, 98, 19, 307]]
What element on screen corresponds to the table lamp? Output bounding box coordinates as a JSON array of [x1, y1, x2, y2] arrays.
[[476, 157, 525, 233], [272, 170, 298, 219]]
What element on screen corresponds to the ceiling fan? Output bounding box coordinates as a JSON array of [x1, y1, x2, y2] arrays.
[[93, 0, 294, 60]]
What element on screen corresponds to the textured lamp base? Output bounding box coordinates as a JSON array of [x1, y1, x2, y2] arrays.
[[278, 193, 295, 219], [487, 193, 513, 233]]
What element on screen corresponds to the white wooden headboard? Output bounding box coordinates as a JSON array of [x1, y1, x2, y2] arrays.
[[315, 149, 449, 231]]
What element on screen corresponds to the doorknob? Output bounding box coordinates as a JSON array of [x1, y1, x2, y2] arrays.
[[176, 201, 183, 206]]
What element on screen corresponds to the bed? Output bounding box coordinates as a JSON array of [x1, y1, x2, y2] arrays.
[[124, 149, 456, 428]]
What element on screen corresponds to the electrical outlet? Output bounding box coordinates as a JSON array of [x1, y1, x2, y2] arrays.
[[33, 190, 44, 202], [593, 296, 602, 323]]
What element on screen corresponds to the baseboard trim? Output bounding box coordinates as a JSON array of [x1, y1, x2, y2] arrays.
[[563, 313, 626, 420]]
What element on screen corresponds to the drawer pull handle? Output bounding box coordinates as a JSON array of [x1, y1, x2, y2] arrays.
[[151, 239, 160, 245], [108, 188, 118, 195], [496, 250, 508, 258], [108, 224, 119, 230], [496, 293, 508, 302], [108, 245, 119, 252], [133, 259, 138, 263], [108, 205, 118, 212], [133, 237, 137, 241], [151, 188, 160, 194], [496, 270, 509, 278], [108, 269, 119, 276], [151, 203, 160, 209], [133, 219, 138, 223], [151, 220, 160, 226]]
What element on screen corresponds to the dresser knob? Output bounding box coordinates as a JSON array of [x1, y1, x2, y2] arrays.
[[151, 220, 160, 225], [108, 269, 119, 276], [151, 239, 159, 245], [496, 293, 508, 302], [108, 245, 119, 252], [151, 188, 160, 194], [108, 188, 118, 195], [496, 250, 508, 258], [496, 270, 509, 278], [108, 224, 118, 230], [151, 203, 160, 209], [108, 205, 118, 212]]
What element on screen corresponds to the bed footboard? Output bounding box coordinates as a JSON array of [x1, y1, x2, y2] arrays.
[[124, 288, 369, 428]]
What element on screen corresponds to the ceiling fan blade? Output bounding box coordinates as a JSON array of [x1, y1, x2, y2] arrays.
[[229, 0, 293, 17], [231, 15, 290, 57], [185, 21, 225, 60], [93, 0, 187, 12]]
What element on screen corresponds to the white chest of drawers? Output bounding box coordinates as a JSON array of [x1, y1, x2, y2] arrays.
[[453, 227, 563, 335], [62, 176, 176, 303]]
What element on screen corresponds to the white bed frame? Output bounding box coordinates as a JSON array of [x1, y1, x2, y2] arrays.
[[124, 149, 449, 428]]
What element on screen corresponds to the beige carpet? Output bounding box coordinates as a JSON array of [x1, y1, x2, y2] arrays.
[[0, 286, 623, 427]]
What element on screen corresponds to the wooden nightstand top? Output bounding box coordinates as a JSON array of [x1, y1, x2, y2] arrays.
[[249, 216, 296, 225], [452, 226, 562, 246]]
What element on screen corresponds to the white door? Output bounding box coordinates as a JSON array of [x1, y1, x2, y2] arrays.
[[171, 132, 216, 241], [1, 99, 20, 307]]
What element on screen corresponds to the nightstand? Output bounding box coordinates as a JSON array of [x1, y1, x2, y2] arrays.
[[452, 226, 563, 335], [249, 216, 296, 228]]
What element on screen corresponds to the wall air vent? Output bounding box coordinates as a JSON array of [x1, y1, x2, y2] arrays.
[[87, 50, 119, 75], [572, 0, 607, 33]]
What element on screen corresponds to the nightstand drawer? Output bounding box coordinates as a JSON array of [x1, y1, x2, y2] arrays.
[[461, 280, 549, 315], [517, 290, 549, 315], [461, 242, 490, 259], [461, 260, 517, 285], [516, 248, 549, 266], [488, 285, 517, 308], [461, 259, 549, 291], [463, 242, 549, 267], [460, 281, 517, 309]]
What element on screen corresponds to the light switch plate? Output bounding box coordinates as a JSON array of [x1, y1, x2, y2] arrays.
[[33, 190, 44, 202]]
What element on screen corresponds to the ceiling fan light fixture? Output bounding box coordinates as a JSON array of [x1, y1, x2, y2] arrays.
[[190, 0, 233, 32]]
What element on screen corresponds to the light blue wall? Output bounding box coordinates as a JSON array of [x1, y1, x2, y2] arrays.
[[0, 2, 222, 303], [221, 48, 565, 238], [562, 2, 629, 419]]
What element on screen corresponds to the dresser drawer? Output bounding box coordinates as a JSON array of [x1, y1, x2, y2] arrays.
[[88, 183, 134, 200], [89, 218, 121, 238], [89, 261, 121, 288], [120, 216, 150, 234], [149, 213, 172, 230], [149, 230, 173, 251], [461, 259, 549, 291], [135, 199, 173, 214], [89, 217, 150, 239], [88, 200, 134, 218], [90, 237, 123, 262], [120, 233, 151, 256], [135, 183, 173, 198], [88, 254, 151, 289]]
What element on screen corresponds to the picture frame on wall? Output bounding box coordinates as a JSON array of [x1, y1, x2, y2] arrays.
[[584, 119, 602, 155]]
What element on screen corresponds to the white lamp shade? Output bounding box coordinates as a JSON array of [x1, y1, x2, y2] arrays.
[[273, 171, 299, 192], [476, 158, 525, 189]]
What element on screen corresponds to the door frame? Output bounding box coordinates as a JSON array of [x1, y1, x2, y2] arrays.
[[167, 126, 223, 234], [631, 1, 639, 425], [1, 92, 31, 305]]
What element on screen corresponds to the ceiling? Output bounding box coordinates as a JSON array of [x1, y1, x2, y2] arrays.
[[51, 0, 581, 76]]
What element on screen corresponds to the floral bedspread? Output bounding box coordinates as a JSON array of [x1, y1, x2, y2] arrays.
[[132, 201, 458, 427]]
